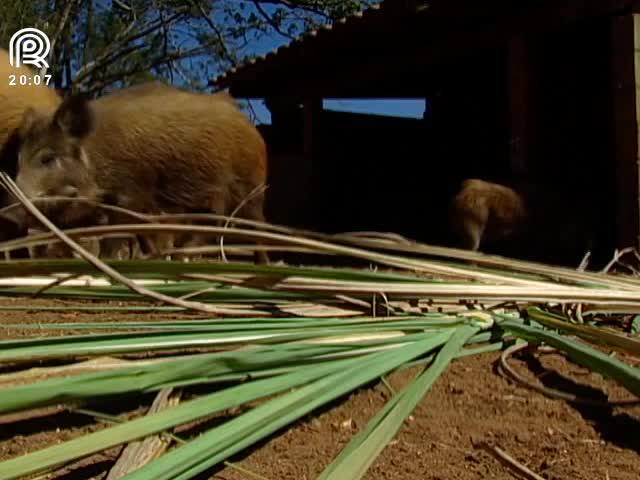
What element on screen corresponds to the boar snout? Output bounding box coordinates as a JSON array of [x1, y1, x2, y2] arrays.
[[57, 185, 80, 197], [15, 173, 42, 199], [15, 174, 79, 201]]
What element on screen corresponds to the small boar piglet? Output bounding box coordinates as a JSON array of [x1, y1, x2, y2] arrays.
[[449, 179, 527, 252], [14, 82, 269, 264], [449, 177, 600, 265]]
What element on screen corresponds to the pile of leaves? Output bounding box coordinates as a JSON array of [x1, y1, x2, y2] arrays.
[[0, 179, 639, 479]]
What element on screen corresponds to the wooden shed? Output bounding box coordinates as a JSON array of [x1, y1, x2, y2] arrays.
[[213, 0, 640, 268]]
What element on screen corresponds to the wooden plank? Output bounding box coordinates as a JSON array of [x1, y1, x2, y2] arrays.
[[611, 13, 640, 250]]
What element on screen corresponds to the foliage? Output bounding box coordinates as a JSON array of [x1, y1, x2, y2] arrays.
[[0, 212, 638, 478], [0, 0, 375, 98], [0, 176, 638, 479]]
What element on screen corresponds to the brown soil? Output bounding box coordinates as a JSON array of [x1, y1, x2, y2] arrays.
[[1, 297, 639, 480]]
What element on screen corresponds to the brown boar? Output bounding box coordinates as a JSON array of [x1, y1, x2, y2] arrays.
[[0, 48, 62, 169], [449, 177, 600, 266], [14, 81, 270, 264], [11, 82, 267, 262], [0, 49, 62, 256], [449, 178, 528, 253]]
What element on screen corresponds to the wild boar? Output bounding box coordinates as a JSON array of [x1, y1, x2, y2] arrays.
[[14, 81, 270, 264], [0, 48, 62, 178], [449, 177, 599, 266], [0, 49, 62, 256], [449, 178, 527, 253]]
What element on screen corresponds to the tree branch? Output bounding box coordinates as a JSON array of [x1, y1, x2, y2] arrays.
[[158, 7, 174, 84], [251, 0, 333, 19], [41, 0, 80, 77], [73, 7, 188, 86], [187, 0, 238, 67], [85, 45, 212, 95], [112, 0, 133, 12], [251, 0, 296, 40]]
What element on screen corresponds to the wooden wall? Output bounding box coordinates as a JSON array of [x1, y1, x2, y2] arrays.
[[261, 47, 511, 247], [259, 11, 640, 268], [608, 12, 640, 255], [506, 13, 639, 267]]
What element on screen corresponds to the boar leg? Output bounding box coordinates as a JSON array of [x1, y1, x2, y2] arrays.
[[96, 211, 135, 260], [214, 193, 270, 265], [171, 195, 227, 262], [45, 237, 101, 258], [226, 187, 270, 265], [456, 205, 487, 253], [44, 242, 73, 258], [100, 237, 135, 260], [241, 200, 270, 265], [129, 228, 175, 260], [97, 198, 168, 261], [134, 234, 168, 259], [462, 217, 483, 252]]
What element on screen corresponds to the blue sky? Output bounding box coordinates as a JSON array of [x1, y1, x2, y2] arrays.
[[234, 22, 425, 125]]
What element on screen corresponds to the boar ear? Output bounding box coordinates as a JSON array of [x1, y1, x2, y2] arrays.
[[53, 94, 94, 140]]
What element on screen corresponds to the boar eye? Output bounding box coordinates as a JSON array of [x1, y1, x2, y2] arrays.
[[40, 155, 56, 166]]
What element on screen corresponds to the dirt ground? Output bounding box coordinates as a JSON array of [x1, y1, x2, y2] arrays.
[[1, 297, 639, 480]]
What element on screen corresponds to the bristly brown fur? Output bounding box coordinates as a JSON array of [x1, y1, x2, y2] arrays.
[[449, 178, 528, 252], [449, 177, 602, 266], [0, 49, 62, 146], [0, 48, 61, 189], [0, 49, 62, 257], [15, 81, 269, 263]]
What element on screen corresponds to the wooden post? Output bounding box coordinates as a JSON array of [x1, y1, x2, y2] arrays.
[[610, 13, 640, 251], [302, 97, 322, 228], [303, 98, 322, 157], [263, 97, 305, 226], [507, 35, 532, 178]]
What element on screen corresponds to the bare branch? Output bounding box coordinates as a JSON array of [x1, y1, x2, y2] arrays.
[[187, 0, 238, 66], [40, 0, 80, 77], [252, 0, 333, 19], [73, 7, 188, 86], [85, 46, 212, 95], [113, 0, 133, 11], [158, 7, 174, 84], [251, 0, 296, 40], [171, 61, 196, 87]]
